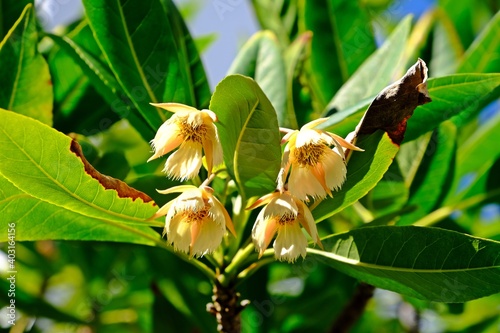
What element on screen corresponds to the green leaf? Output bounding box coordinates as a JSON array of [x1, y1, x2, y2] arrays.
[[320, 15, 412, 123], [438, 0, 475, 48], [319, 97, 372, 138], [314, 59, 430, 221], [48, 22, 121, 136], [364, 161, 408, 217], [283, 31, 311, 129], [300, 0, 376, 107], [209, 75, 281, 200], [250, 0, 299, 45], [0, 0, 31, 39], [429, 11, 463, 76], [48, 31, 153, 140], [194, 33, 217, 54], [82, 0, 210, 133], [309, 226, 500, 302], [0, 4, 53, 125], [398, 122, 457, 225], [0, 195, 158, 245], [447, 111, 500, 203], [312, 131, 399, 221], [0, 278, 85, 324], [228, 31, 287, 127], [0, 109, 162, 245], [161, 0, 211, 108], [457, 11, 500, 73], [405, 74, 500, 142]]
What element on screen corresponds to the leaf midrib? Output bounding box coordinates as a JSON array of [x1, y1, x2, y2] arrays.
[[1, 194, 161, 244], [7, 6, 29, 111], [326, 0, 348, 82], [308, 248, 500, 274], [1, 126, 158, 225], [234, 98, 260, 200], [427, 74, 500, 92], [114, 0, 157, 104]]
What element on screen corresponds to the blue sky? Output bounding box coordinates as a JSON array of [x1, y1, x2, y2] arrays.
[[36, 0, 438, 88]]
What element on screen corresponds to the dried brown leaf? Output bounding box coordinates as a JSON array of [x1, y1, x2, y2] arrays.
[[70, 139, 154, 203], [354, 58, 432, 145]]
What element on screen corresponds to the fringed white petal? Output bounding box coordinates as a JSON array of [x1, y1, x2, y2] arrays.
[[295, 128, 323, 147], [148, 120, 182, 161], [164, 142, 203, 180], [274, 222, 307, 263], [288, 166, 327, 201], [173, 188, 205, 213], [322, 149, 347, 191], [252, 210, 277, 256], [190, 218, 225, 257], [165, 215, 191, 254], [296, 200, 322, 247]]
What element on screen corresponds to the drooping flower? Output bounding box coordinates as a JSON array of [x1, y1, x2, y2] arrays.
[[154, 185, 235, 257], [279, 118, 362, 201], [148, 103, 223, 181], [248, 191, 322, 263]]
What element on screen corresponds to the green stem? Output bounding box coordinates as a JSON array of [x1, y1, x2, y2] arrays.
[[413, 188, 500, 227], [228, 195, 252, 256], [204, 254, 220, 269], [219, 243, 256, 286], [201, 173, 216, 187], [149, 234, 215, 280], [142, 220, 164, 228], [236, 257, 274, 285], [352, 201, 374, 223]]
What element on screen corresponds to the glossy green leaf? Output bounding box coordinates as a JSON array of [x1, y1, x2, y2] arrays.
[[48, 32, 153, 139], [82, 0, 210, 133], [405, 74, 500, 141], [429, 11, 463, 76], [194, 33, 217, 54], [0, 278, 85, 324], [48, 22, 122, 136], [228, 31, 287, 126], [364, 161, 408, 218], [312, 131, 399, 222], [315, 59, 429, 221], [300, 0, 376, 106], [283, 31, 311, 129], [251, 0, 299, 45], [309, 226, 500, 302], [439, 0, 475, 48], [209, 75, 281, 200], [0, 109, 162, 245], [0, 4, 53, 125], [398, 122, 456, 225], [0, 195, 158, 245], [0, 0, 31, 39], [319, 97, 371, 138], [161, 0, 211, 108], [320, 16, 411, 124], [457, 11, 500, 73], [447, 111, 500, 203], [49, 21, 100, 114]]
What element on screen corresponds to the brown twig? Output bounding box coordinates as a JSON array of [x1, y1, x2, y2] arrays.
[[329, 283, 375, 333], [207, 281, 249, 333]]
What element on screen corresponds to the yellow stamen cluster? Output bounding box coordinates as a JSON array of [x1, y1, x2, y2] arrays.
[[180, 120, 208, 144], [293, 143, 326, 166]]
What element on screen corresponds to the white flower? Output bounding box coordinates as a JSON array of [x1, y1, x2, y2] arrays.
[[248, 191, 322, 263], [148, 103, 223, 181], [154, 185, 235, 257], [279, 118, 362, 201]]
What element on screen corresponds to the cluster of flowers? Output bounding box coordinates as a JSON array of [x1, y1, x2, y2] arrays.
[[148, 103, 361, 262]]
